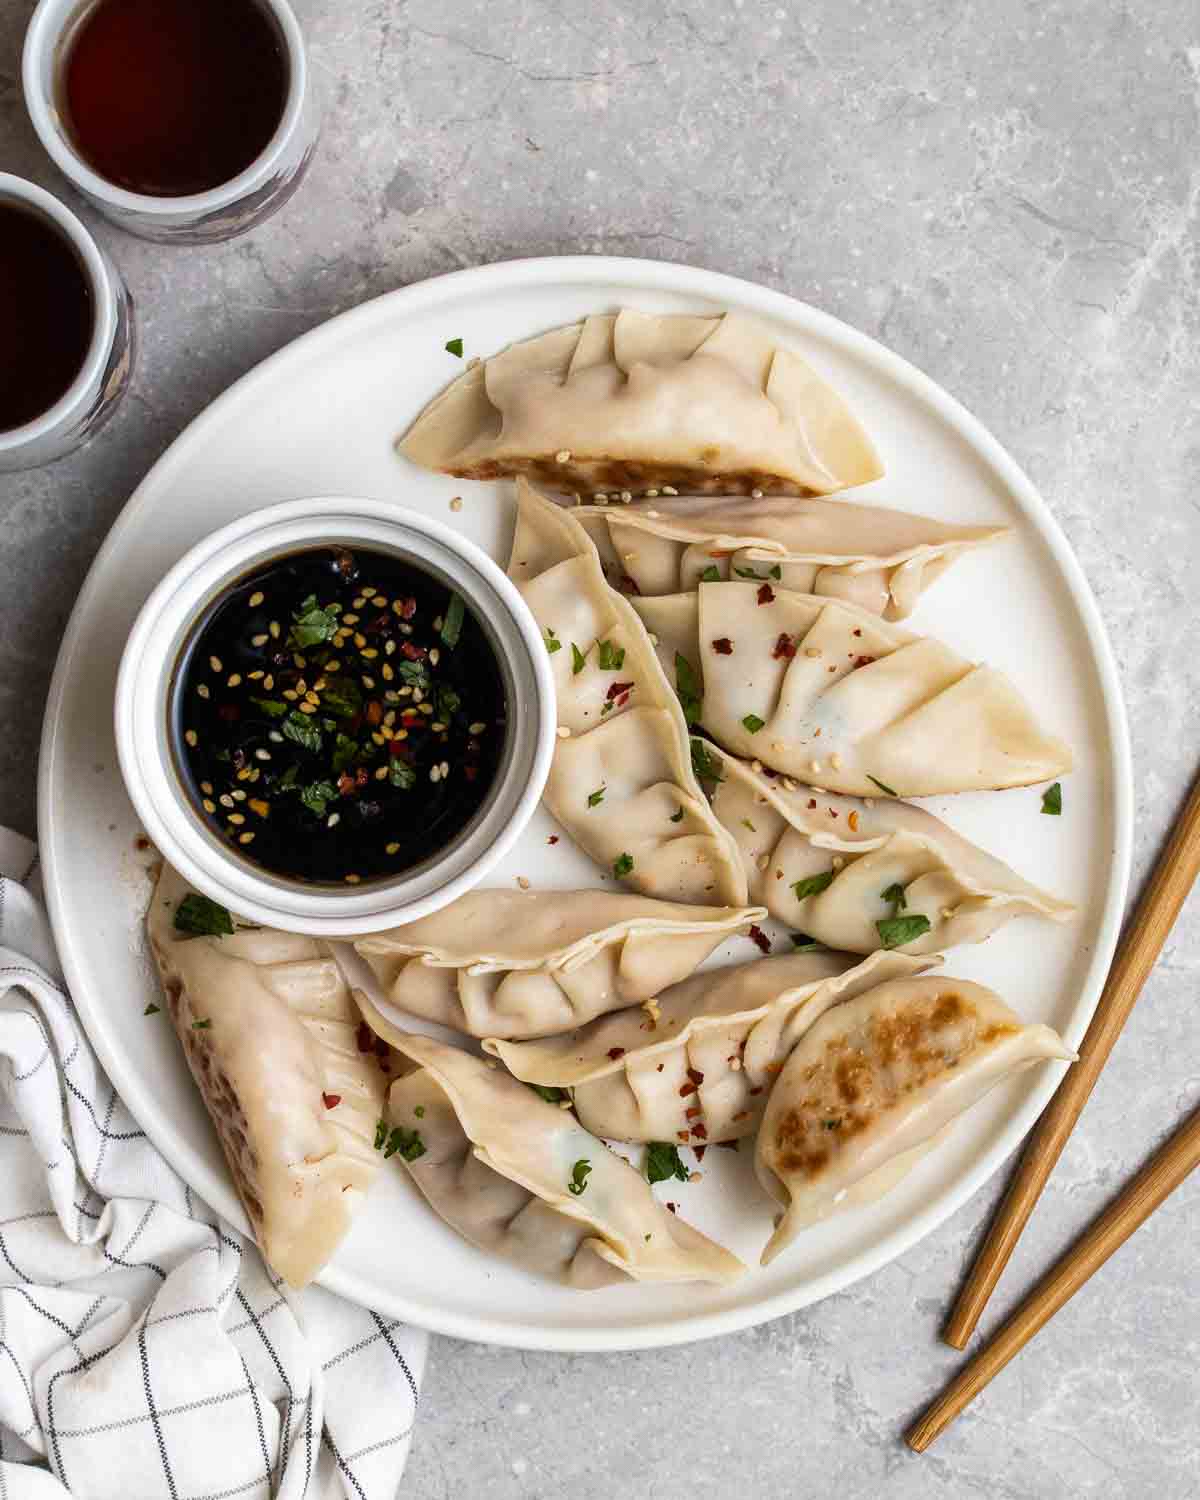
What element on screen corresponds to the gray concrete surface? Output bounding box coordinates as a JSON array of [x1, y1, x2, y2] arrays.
[[3, 0, 1199, 1494]]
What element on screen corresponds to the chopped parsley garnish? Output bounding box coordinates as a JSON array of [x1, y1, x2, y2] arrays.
[[567, 1159, 592, 1196], [389, 757, 416, 790], [528, 1083, 570, 1104], [733, 565, 764, 579], [374, 1119, 387, 1150], [143, 1002, 160, 1016], [790, 933, 822, 952], [437, 684, 462, 720], [867, 774, 898, 797], [282, 711, 322, 754], [645, 1141, 690, 1185], [445, 337, 464, 357], [741, 713, 765, 734], [289, 594, 342, 649], [881, 882, 907, 909], [876, 913, 932, 949], [571, 642, 587, 676], [613, 852, 634, 879], [670, 806, 685, 823], [250, 697, 288, 718], [414, 1105, 425, 1118], [192, 1018, 212, 1030], [300, 780, 337, 817], [674, 653, 703, 726], [275, 763, 300, 794], [597, 640, 626, 671], [587, 786, 606, 808], [699, 565, 721, 583], [544, 627, 562, 654], [690, 737, 724, 785], [321, 678, 362, 719], [174, 893, 235, 937], [440, 592, 465, 648], [791, 870, 834, 902], [382, 1125, 426, 1162], [331, 734, 358, 776], [1042, 782, 1062, 816]]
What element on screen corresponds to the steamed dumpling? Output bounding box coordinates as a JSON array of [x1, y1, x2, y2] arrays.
[[634, 582, 1072, 795], [485, 950, 937, 1146], [576, 492, 1006, 620], [146, 866, 386, 1288], [707, 751, 1073, 953], [399, 309, 883, 496], [755, 976, 1075, 1263], [509, 477, 748, 905], [356, 995, 745, 1288], [354, 889, 765, 1038]]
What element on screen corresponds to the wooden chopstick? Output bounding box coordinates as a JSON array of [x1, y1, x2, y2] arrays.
[[942, 770, 1200, 1351], [907, 1100, 1200, 1451]]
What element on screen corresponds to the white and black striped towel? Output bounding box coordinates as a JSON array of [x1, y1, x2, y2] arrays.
[[0, 828, 427, 1500]]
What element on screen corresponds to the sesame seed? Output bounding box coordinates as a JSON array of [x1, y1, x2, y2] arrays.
[[468, 721, 486, 734], [238, 832, 255, 845], [251, 633, 269, 647], [399, 622, 413, 636], [362, 675, 376, 689], [428, 647, 440, 665], [263, 676, 274, 690], [227, 673, 242, 688], [361, 586, 376, 599], [375, 765, 389, 780], [249, 799, 269, 818], [431, 721, 446, 733], [383, 710, 396, 727], [429, 766, 441, 783], [593, 492, 609, 501], [298, 702, 318, 714], [202, 798, 216, 813], [371, 731, 386, 746], [325, 658, 340, 672], [296, 679, 308, 695], [269, 621, 280, 638], [384, 639, 396, 655], [375, 597, 389, 609], [620, 490, 632, 502], [283, 689, 298, 700], [344, 874, 361, 884], [386, 841, 401, 854], [645, 488, 659, 498], [305, 691, 320, 705], [219, 794, 235, 808], [313, 678, 327, 691], [354, 633, 367, 649], [397, 685, 412, 697], [269, 730, 283, 743], [200, 781, 213, 795], [662, 485, 678, 495], [327, 813, 340, 828], [382, 663, 394, 681], [517, 876, 531, 890], [829, 752, 843, 770], [418, 701, 434, 714], [439, 760, 449, 776], [292, 654, 306, 669], [804, 646, 821, 658], [393, 729, 408, 741], [247, 670, 264, 681], [557, 726, 571, 738], [343, 613, 359, 625], [751, 488, 764, 498], [450, 496, 463, 512], [196, 684, 210, 699], [229, 813, 245, 826], [231, 789, 246, 802], [254, 749, 272, 762], [184, 729, 198, 747], [555, 449, 571, 463], [208, 655, 222, 673]]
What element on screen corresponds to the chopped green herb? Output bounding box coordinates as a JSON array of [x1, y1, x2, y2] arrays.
[[321, 678, 362, 719], [597, 639, 626, 671], [645, 1141, 689, 1185], [374, 1119, 387, 1151], [674, 653, 703, 726], [670, 806, 685, 823], [528, 1083, 569, 1104], [174, 893, 234, 937], [699, 565, 721, 583], [690, 737, 724, 785], [383, 1125, 426, 1162], [282, 711, 322, 754], [867, 774, 898, 797], [289, 594, 342, 649], [571, 642, 587, 676], [741, 713, 766, 734], [300, 780, 337, 817], [613, 852, 634, 880], [437, 684, 462, 721], [791, 870, 835, 902], [143, 1002, 161, 1016], [567, 1159, 592, 1196], [790, 933, 822, 952], [770, 564, 782, 580], [876, 913, 933, 949], [734, 565, 767, 580], [440, 593, 466, 648], [587, 786, 606, 808], [250, 697, 289, 718], [445, 337, 464, 357], [331, 734, 359, 776], [880, 882, 907, 910], [275, 763, 300, 794], [544, 627, 562, 655], [389, 757, 416, 790], [414, 1105, 426, 1119], [192, 1018, 212, 1030], [1042, 782, 1062, 816], [741, 818, 756, 832], [396, 660, 430, 698]]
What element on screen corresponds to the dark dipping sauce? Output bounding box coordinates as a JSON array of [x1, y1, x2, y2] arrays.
[[173, 546, 508, 886]]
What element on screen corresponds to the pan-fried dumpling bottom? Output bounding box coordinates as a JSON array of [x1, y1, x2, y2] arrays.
[[398, 309, 883, 496], [707, 751, 1073, 953], [485, 950, 938, 1147], [354, 890, 765, 1039], [633, 582, 1072, 795], [355, 996, 745, 1288], [145, 866, 386, 1288], [509, 478, 747, 906], [755, 977, 1076, 1264], [575, 493, 1006, 620]]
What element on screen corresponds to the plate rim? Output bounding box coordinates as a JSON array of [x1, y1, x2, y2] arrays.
[[38, 254, 1133, 1351]]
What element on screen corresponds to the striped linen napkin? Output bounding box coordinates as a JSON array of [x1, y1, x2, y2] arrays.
[[0, 827, 427, 1500]]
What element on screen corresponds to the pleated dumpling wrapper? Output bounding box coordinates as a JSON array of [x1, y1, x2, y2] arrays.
[[354, 888, 765, 1039], [146, 866, 386, 1288], [356, 995, 745, 1288], [634, 582, 1072, 796], [755, 976, 1075, 1264], [706, 750, 1073, 953], [485, 949, 938, 1147], [576, 492, 1006, 621], [398, 308, 883, 497], [509, 477, 747, 906]]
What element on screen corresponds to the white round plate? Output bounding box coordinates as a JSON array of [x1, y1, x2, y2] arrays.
[[39, 257, 1131, 1351]]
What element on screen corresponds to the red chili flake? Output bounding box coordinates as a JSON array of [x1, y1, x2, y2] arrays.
[[711, 637, 734, 655], [322, 1092, 341, 1110], [676, 1131, 690, 1143], [547, 834, 559, 845], [679, 1081, 698, 1098], [686, 1068, 705, 1086], [693, 1144, 708, 1162], [853, 627, 863, 637], [851, 655, 876, 669], [765, 1062, 783, 1076], [606, 680, 635, 702], [749, 1086, 764, 1096], [337, 773, 356, 796], [748, 923, 771, 955], [606, 1047, 627, 1061], [772, 632, 796, 660], [756, 583, 775, 606], [217, 703, 240, 722], [365, 701, 383, 725], [828, 808, 839, 819], [616, 692, 631, 708], [685, 1105, 702, 1120], [807, 798, 817, 810], [400, 712, 423, 727], [665, 1202, 678, 1214], [691, 1123, 708, 1140], [355, 1021, 373, 1053], [656, 1063, 665, 1073], [355, 767, 369, 788], [134, 835, 152, 852], [400, 641, 427, 661], [399, 596, 417, 620]]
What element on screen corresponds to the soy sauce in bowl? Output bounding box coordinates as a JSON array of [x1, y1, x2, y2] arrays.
[[172, 547, 508, 886]]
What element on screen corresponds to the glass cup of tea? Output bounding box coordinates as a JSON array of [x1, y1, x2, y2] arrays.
[[0, 173, 134, 473], [22, 0, 320, 245]]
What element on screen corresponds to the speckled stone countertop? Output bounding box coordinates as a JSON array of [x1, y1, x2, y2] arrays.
[[3, 1, 1198, 1494]]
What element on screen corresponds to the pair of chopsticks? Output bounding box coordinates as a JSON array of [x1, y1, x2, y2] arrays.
[[907, 772, 1200, 1452]]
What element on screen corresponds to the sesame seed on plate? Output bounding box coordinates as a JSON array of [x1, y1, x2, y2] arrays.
[[208, 655, 222, 673], [248, 591, 265, 608]]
